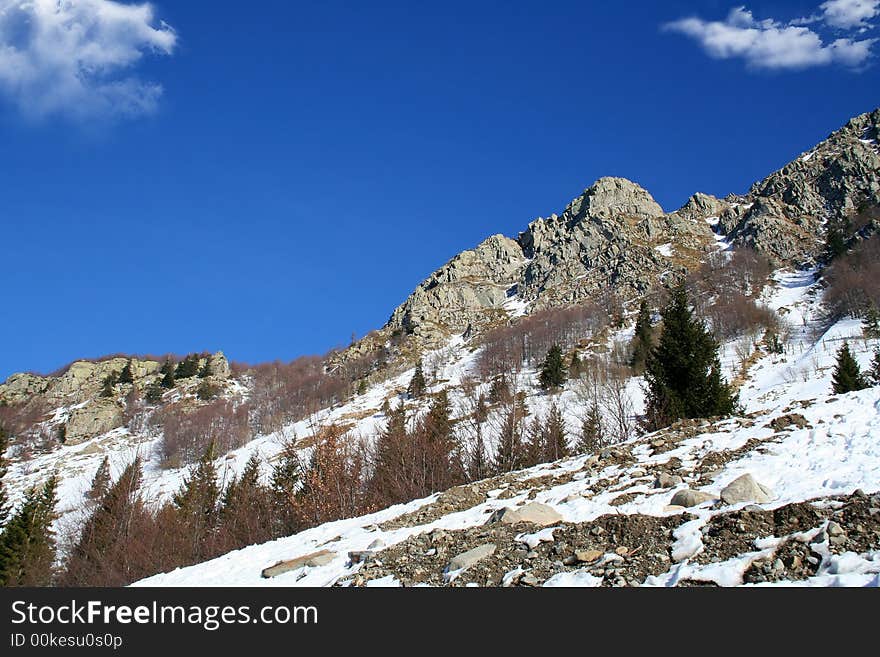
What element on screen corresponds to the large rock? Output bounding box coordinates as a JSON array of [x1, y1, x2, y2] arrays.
[[386, 234, 527, 341], [0, 373, 49, 405], [670, 489, 718, 508], [64, 399, 124, 445], [447, 544, 496, 572], [261, 550, 336, 578], [720, 474, 774, 505], [485, 502, 563, 527]]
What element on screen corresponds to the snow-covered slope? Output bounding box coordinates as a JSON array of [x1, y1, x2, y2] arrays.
[[127, 270, 880, 588]]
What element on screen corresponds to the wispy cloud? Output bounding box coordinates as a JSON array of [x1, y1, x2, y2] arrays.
[[663, 3, 877, 71], [0, 0, 177, 121]]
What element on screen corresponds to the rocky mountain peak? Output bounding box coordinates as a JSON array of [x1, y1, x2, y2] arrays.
[[720, 107, 880, 265], [569, 176, 665, 222]]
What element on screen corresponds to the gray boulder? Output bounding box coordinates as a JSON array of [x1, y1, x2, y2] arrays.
[[261, 550, 336, 578], [670, 489, 718, 508], [447, 544, 496, 572], [486, 502, 563, 527], [720, 474, 774, 505]]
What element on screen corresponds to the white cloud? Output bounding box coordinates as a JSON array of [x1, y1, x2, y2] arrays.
[[0, 0, 176, 120], [664, 6, 877, 70], [820, 0, 880, 30]]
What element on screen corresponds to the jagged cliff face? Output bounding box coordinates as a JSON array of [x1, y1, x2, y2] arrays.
[[385, 109, 880, 345], [385, 177, 720, 344], [720, 108, 880, 265], [0, 352, 231, 445], [518, 178, 717, 310]]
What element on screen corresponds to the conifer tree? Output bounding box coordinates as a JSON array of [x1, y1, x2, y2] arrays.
[[100, 372, 118, 398], [421, 389, 461, 492], [831, 342, 869, 394], [524, 416, 544, 468], [173, 443, 221, 560], [159, 359, 176, 389], [544, 402, 569, 461], [863, 304, 880, 340], [629, 299, 654, 374], [825, 216, 851, 261], [357, 379, 368, 396], [408, 360, 427, 399], [644, 287, 737, 431], [61, 458, 145, 586], [577, 402, 604, 454], [117, 360, 134, 385], [219, 454, 272, 549], [0, 475, 58, 586], [87, 456, 112, 500], [145, 382, 164, 404], [539, 345, 567, 390], [177, 354, 201, 379], [870, 348, 880, 385], [493, 398, 526, 474], [270, 437, 303, 537], [198, 356, 213, 378], [0, 425, 9, 529]]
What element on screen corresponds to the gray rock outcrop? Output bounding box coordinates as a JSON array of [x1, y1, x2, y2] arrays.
[[720, 108, 880, 265]]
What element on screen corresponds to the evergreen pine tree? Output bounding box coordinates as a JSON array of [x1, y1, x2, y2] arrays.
[[524, 416, 545, 468], [117, 360, 134, 385], [198, 357, 213, 378], [219, 454, 272, 549], [145, 382, 164, 403], [0, 425, 9, 529], [408, 360, 427, 399], [173, 443, 221, 560], [831, 342, 869, 394], [629, 299, 654, 374], [0, 475, 58, 586], [576, 402, 604, 454], [644, 287, 738, 431], [544, 402, 569, 461], [871, 348, 880, 385], [825, 216, 851, 260], [422, 389, 461, 492], [539, 345, 567, 390], [357, 379, 368, 396], [61, 458, 145, 586], [863, 304, 880, 339], [100, 372, 118, 398], [270, 437, 303, 537], [86, 456, 111, 500], [175, 354, 200, 379], [493, 398, 526, 474], [159, 359, 176, 389]]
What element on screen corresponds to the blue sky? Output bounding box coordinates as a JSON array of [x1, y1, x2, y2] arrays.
[[1, 0, 879, 379]]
